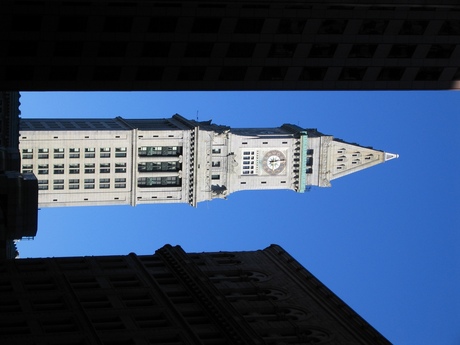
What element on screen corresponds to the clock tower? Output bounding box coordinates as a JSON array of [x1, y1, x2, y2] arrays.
[[19, 115, 397, 208], [198, 119, 398, 203]]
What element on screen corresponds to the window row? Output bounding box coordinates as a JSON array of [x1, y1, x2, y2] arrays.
[[184, 40, 458, 60], [38, 178, 126, 190], [25, 163, 127, 175], [138, 146, 181, 157], [26, 14, 458, 36], [18, 63, 455, 85], [301, 66, 447, 82], [137, 176, 181, 187], [311, 43, 457, 59], [138, 161, 180, 172], [17, 34, 457, 60], [21, 147, 127, 159], [173, 64, 456, 83]]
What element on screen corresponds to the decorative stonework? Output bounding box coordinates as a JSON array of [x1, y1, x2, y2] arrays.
[[319, 136, 333, 187]]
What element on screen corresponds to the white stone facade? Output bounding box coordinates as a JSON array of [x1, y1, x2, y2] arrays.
[[19, 115, 397, 208]]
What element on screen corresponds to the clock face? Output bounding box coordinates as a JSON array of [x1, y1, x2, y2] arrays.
[[262, 150, 286, 175]]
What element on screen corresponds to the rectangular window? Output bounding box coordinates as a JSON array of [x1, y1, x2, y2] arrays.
[[212, 148, 221, 154], [100, 183, 110, 189], [91, 316, 125, 331], [41, 317, 78, 333], [54, 185, 64, 190], [120, 292, 155, 308], [100, 163, 110, 173], [68, 276, 99, 289], [100, 147, 111, 158], [84, 184, 95, 189], [84, 179, 95, 183], [85, 147, 95, 158], [38, 164, 49, 175], [211, 175, 220, 180], [53, 164, 64, 174], [69, 163, 80, 174], [212, 161, 220, 167], [22, 154, 33, 159], [69, 184, 79, 189], [38, 148, 49, 159], [115, 147, 127, 158], [69, 148, 80, 158], [79, 295, 111, 309], [23, 276, 57, 291], [115, 178, 126, 183], [22, 164, 33, 173], [115, 183, 126, 188], [54, 148, 64, 159], [85, 163, 95, 174], [38, 179, 49, 190], [115, 162, 126, 173], [31, 296, 66, 312]]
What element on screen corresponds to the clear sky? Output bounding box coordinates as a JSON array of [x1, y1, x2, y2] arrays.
[[18, 91, 459, 345]]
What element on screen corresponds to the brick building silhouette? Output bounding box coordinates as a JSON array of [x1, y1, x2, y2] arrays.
[[0, 245, 391, 344], [1, 0, 459, 91]]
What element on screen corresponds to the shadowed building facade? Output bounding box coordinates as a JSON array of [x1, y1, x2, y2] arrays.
[[0, 92, 37, 257], [0, 244, 391, 344], [19, 115, 397, 208], [1, 0, 459, 91]]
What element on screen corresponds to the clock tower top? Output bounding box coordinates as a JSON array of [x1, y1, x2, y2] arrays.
[[194, 118, 398, 203]]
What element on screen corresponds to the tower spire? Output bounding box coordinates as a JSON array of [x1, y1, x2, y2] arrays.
[[310, 136, 399, 188], [384, 152, 399, 161]]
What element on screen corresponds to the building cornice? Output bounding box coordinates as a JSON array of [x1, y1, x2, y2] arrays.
[[263, 244, 391, 345]]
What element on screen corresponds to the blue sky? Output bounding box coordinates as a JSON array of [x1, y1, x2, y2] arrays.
[[18, 91, 459, 345]]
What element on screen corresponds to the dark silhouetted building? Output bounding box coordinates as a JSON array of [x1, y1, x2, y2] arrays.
[[1, 0, 459, 91], [0, 244, 391, 344], [0, 92, 37, 259]]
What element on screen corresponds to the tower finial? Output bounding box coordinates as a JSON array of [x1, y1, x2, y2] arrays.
[[384, 152, 399, 162]]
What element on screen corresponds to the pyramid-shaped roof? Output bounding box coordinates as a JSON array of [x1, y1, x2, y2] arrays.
[[317, 137, 398, 187]]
